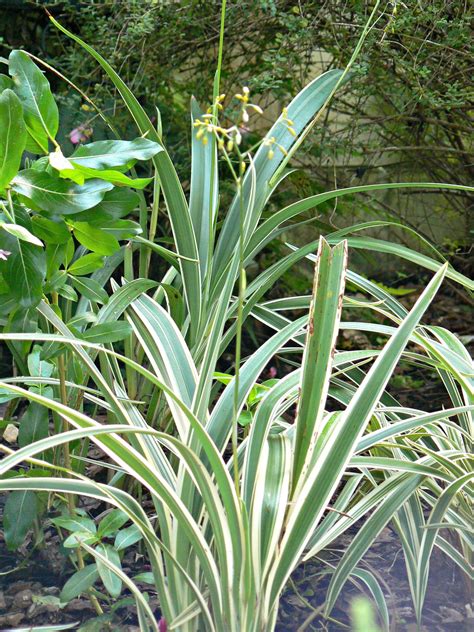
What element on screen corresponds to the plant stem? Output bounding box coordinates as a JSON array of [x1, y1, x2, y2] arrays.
[[51, 293, 73, 482], [51, 292, 104, 617], [213, 0, 226, 111]]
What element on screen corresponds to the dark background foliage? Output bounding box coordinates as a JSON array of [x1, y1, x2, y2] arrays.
[[1, 0, 472, 268]]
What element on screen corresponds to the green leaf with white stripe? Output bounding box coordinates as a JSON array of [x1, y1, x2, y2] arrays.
[[268, 261, 448, 606], [292, 238, 347, 489]]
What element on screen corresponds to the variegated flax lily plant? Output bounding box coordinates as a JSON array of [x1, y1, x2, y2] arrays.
[[0, 3, 472, 632]]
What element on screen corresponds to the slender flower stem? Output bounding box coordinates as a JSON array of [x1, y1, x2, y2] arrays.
[[200, 0, 227, 339], [232, 156, 246, 495]]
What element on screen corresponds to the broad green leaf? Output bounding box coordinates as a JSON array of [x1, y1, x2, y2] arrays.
[[98, 509, 129, 538], [77, 188, 140, 222], [82, 321, 132, 343], [69, 221, 120, 255], [114, 524, 143, 551], [4, 490, 38, 550], [12, 170, 113, 215], [9, 50, 58, 154], [1, 221, 42, 247], [27, 348, 54, 378], [0, 74, 13, 91], [70, 276, 108, 304], [45, 242, 67, 277], [101, 219, 142, 240], [63, 531, 98, 548], [57, 283, 78, 302], [0, 89, 26, 189], [52, 515, 97, 534], [31, 215, 71, 244], [96, 543, 123, 598], [2, 210, 46, 307], [238, 410, 253, 428], [60, 564, 99, 603], [67, 253, 105, 276], [70, 138, 162, 169], [59, 163, 153, 190], [18, 402, 49, 448], [132, 572, 154, 584]]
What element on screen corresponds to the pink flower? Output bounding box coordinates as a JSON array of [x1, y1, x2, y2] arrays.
[[158, 618, 167, 632], [0, 249, 11, 261], [268, 366, 277, 378], [69, 124, 93, 145]]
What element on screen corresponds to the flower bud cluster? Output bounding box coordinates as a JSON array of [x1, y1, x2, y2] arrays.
[[193, 89, 297, 164], [193, 87, 263, 153], [235, 86, 263, 123]]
